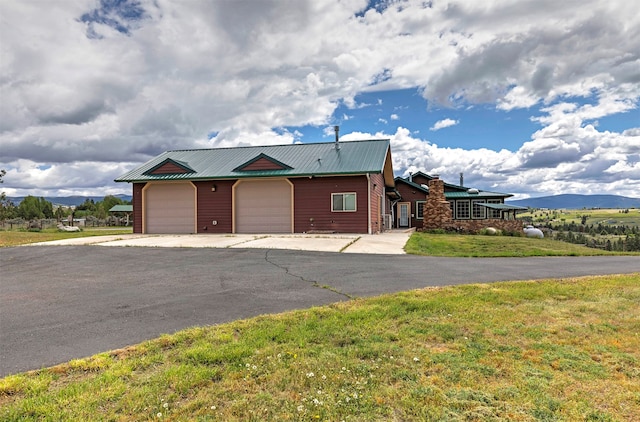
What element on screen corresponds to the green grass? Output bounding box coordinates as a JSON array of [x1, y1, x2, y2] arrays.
[[522, 208, 640, 227], [0, 227, 133, 247], [1, 274, 639, 421], [405, 232, 640, 257]]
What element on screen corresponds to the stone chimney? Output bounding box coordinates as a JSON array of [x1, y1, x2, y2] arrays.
[[422, 175, 453, 230]]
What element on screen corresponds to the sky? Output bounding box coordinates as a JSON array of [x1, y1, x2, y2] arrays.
[[1, 0, 639, 200]]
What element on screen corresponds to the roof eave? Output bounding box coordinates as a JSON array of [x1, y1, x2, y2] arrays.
[[115, 170, 386, 184]]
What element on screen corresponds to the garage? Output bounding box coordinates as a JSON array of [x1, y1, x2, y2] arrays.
[[144, 182, 196, 233], [234, 179, 292, 233]]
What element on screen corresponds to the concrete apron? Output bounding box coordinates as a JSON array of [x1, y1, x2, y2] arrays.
[[27, 231, 413, 254]]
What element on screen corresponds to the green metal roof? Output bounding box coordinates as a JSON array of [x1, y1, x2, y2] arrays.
[[394, 177, 512, 199], [477, 203, 528, 211], [109, 205, 133, 212], [445, 191, 512, 199], [396, 178, 430, 192], [116, 139, 392, 183]]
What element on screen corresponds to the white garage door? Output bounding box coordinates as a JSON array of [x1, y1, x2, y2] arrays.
[[235, 180, 292, 233], [145, 183, 196, 234]]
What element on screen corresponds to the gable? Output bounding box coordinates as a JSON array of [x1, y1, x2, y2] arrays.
[[395, 177, 429, 193], [144, 159, 195, 175], [115, 139, 392, 183], [233, 153, 293, 172], [410, 172, 433, 185]]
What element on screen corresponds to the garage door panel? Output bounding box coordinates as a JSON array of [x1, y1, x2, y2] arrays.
[[145, 183, 195, 234], [236, 180, 292, 233]]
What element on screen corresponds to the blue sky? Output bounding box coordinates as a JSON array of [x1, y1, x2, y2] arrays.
[[287, 88, 637, 151], [0, 0, 638, 199], [286, 88, 544, 150]]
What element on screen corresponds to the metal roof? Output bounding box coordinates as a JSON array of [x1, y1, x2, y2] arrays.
[[394, 177, 512, 199], [109, 205, 133, 212], [116, 139, 392, 183], [477, 203, 528, 211], [445, 191, 512, 199]]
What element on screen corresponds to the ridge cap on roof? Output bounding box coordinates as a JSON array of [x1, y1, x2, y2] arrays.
[[162, 138, 390, 153]]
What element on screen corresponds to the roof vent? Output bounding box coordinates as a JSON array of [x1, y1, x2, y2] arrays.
[[467, 188, 479, 194], [334, 125, 340, 150]]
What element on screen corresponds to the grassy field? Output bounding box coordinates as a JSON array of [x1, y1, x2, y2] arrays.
[[405, 232, 640, 257], [1, 273, 638, 421], [0, 227, 133, 247], [522, 208, 640, 227]]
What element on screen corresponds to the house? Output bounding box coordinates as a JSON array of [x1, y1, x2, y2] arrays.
[[115, 137, 398, 234], [393, 171, 526, 232]]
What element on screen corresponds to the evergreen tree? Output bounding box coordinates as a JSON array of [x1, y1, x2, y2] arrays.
[[17, 196, 54, 220]]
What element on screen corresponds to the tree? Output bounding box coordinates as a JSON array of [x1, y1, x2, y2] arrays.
[[17, 196, 43, 220], [39, 197, 53, 218], [17, 196, 54, 220], [0, 169, 5, 202], [0, 169, 16, 220], [100, 195, 125, 211], [55, 206, 67, 221]]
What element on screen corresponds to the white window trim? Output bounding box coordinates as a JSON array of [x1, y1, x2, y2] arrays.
[[416, 200, 426, 219], [487, 199, 502, 219], [331, 192, 357, 212], [456, 200, 470, 220], [472, 199, 486, 219]]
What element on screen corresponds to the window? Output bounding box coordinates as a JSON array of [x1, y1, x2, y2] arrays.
[[487, 200, 502, 218], [332, 193, 356, 212], [472, 200, 486, 219], [416, 201, 426, 219], [456, 200, 470, 219]]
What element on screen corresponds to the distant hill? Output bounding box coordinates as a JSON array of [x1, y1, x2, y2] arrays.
[[507, 194, 640, 209], [7, 194, 132, 207], [7, 193, 639, 210]]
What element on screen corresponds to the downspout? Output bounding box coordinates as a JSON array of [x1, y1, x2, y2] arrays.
[[390, 198, 400, 229], [366, 173, 372, 234]]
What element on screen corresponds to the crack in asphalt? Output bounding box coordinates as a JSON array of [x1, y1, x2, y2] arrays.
[[264, 250, 354, 300]]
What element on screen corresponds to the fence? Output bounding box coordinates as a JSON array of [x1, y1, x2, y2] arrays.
[[1, 216, 130, 230]]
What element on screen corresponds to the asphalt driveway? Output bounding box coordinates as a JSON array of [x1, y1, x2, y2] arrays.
[[1, 245, 639, 376]]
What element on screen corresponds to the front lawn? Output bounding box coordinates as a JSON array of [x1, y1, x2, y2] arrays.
[[0, 227, 133, 247], [1, 274, 639, 421], [405, 232, 640, 257]]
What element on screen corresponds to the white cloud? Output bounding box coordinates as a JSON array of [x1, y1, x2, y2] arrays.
[[430, 118, 459, 131], [0, 0, 638, 198], [353, 126, 640, 198]]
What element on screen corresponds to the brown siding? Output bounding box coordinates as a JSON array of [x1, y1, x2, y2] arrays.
[[241, 158, 286, 171], [150, 162, 190, 174], [369, 173, 385, 233], [411, 174, 431, 186], [395, 182, 427, 228], [292, 175, 369, 233], [445, 185, 464, 192], [132, 182, 145, 233], [411, 173, 463, 192], [194, 180, 235, 233]]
